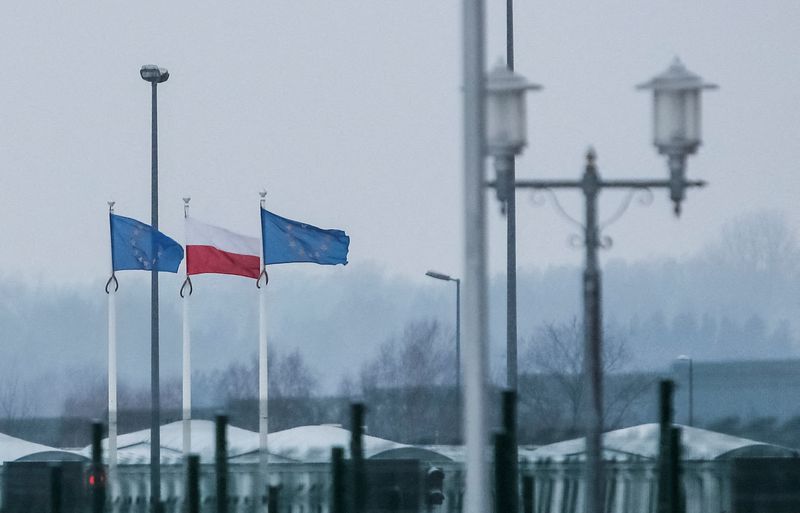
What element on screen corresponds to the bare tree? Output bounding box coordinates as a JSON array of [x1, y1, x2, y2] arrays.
[[713, 210, 800, 276], [0, 365, 35, 421], [208, 346, 320, 404], [351, 320, 458, 443], [358, 320, 454, 390], [520, 318, 652, 439]]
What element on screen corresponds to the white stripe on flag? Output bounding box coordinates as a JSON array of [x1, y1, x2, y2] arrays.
[[185, 217, 260, 256]]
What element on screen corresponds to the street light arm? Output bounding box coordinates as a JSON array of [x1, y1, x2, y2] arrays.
[[512, 178, 706, 190]]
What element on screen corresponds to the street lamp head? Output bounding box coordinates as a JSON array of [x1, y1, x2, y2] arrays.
[[425, 270, 453, 282], [485, 60, 542, 159], [140, 65, 170, 83], [637, 58, 717, 156], [677, 354, 691, 361]]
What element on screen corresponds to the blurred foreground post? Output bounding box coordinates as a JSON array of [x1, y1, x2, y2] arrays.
[[658, 380, 685, 513], [349, 403, 366, 513], [50, 464, 62, 513], [90, 422, 106, 513], [268, 485, 280, 513], [461, 0, 489, 513], [331, 447, 347, 513], [216, 414, 228, 513], [186, 455, 200, 513], [522, 475, 533, 513], [502, 390, 519, 513]]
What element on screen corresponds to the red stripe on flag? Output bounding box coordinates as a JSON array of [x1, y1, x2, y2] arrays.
[[186, 245, 261, 279]]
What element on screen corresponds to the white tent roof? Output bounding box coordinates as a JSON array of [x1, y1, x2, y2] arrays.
[[233, 424, 408, 463], [0, 432, 59, 465], [84, 420, 291, 464], [85, 421, 409, 464], [529, 423, 799, 462]]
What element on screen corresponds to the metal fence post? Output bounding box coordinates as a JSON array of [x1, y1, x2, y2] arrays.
[[331, 447, 347, 513], [268, 485, 280, 513], [350, 403, 366, 513], [91, 421, 106, 513], [187, 455, 200, 513], [522, 475, 533, 513], [494, 432, 512, 513], [50, 464, 63, 513], [215, 414, 228, 513]]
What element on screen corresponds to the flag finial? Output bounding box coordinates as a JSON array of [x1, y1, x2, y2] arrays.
[[183, 197, 191, 218], [108, 201, 115, 213]]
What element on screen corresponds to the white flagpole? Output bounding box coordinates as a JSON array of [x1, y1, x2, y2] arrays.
[[182, 197, 192, 456], [106, 201, 118, 491], [258, 190, 269, 505]]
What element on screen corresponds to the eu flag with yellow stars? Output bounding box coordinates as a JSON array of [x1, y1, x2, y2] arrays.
[[260, 208, 349, 265], [110, 213, 184, 272]]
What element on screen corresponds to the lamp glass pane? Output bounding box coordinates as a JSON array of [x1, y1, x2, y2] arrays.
[[683, 90, 701, 144], [486, 90, 526, 153], [653, 90, 685, 147]]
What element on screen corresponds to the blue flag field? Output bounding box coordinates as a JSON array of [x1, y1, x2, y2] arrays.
[[260, 208, 349, 265], [110, 213, 184, 272]]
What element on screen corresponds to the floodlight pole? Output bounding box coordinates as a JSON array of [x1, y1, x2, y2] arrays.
[[141, 64, 168, 511], [149, 78, 161, 510]]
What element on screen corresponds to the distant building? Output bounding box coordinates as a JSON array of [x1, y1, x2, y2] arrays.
[[670, 359, 800, 424]]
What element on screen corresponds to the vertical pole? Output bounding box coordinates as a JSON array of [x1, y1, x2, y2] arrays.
[[107, 203, 118, 492], [108, 286, 117, 489], [506, 163, 518, 392], [522, 475, 533, 513], [350, 403, 365, 513], [505, 0, 517, 395], [582, 150, 604, 513], [462, 0, 488, 511], [183, 198, 192, 456], [268, 486, 280, 513], [50, 464, 63, 513], [259, 203, 270, 509], [502, 390, 519, 513], [669, 427, 684, 513], [91, 422, 106, 513], [494, 431, 511, 513], [658, 380, 674, 513], [506, 0, 514, 70], [150, 79, 162, 510], [331, 447, 347, 513], [259, 192, 270, 509], [182, 280, 191, 454], [688, 359, 693, 427], [455, 278, 461, 428], [216, 414, 229, 513], [187, 454, 200, 513]]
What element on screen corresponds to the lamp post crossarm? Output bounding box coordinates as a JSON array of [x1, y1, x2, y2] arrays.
[[511, 177, 706, 190]]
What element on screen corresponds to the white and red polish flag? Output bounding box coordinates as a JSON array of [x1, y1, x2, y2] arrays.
[[185, 217, 261, 279]]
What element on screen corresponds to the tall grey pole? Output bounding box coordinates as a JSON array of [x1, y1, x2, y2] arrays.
[[149, 79, 161, 510], [505, 0, 518, 394], [582, 152, 603, 513], [455, 278, 461, 406], [688, 358, 693, 427], [462, 0, 488, 513]]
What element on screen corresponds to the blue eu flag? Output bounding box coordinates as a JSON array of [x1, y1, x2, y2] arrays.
[[261, 208, 349, 265], [110, 213, 184, 272]]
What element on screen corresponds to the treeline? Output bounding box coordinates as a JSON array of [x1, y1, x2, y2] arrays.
[[5, 318, 657, 448]]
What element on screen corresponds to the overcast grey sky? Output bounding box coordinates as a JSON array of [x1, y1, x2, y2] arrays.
[[1, 1, 799, 286]]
